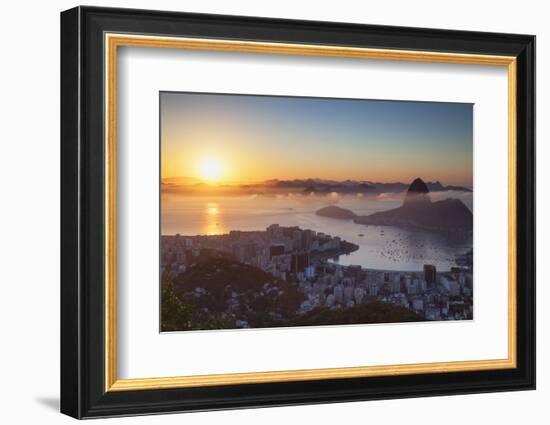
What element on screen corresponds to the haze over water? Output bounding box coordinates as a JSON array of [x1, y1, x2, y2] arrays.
[[162, 191, 473, 272], [161, 92, 474, 273]]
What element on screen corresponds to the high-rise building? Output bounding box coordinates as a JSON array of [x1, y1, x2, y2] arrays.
[[412, 298, 424, 311], [406, 279, 418, 295], [441, 275, 460, 296], [424, 264, 437, 286], [333, 284, 344, 304], [304, 265, 316, 279], [343, 286, 354, 303], [301, 229, 314, 250], [354, 287, 365, 304], [291, 252, 310, 273], [368, 282, 378, 297], [269, 244, 285, 258], [292, 229, 302, 250]]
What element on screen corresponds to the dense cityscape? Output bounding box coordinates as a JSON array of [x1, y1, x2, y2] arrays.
[[161, 224, 473, 331]]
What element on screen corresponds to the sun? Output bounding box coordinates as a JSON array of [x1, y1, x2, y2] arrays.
[[199, 158, 223, 182]]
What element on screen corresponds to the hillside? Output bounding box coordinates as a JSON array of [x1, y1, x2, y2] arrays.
[[281, 301, 425, 327], [174, 254, 273, 293], [166, 253, 304, 330]]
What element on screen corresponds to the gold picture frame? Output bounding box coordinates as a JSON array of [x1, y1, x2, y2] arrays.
[[104, 33, 517, 392]]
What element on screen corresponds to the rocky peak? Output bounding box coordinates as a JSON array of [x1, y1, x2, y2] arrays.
[[404, 178, 431, 206]]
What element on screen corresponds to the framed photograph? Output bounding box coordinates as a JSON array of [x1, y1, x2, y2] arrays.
[[60, 6, 535, 419]]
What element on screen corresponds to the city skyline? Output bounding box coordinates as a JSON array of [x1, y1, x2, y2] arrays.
[[161, 92, 473, 187]]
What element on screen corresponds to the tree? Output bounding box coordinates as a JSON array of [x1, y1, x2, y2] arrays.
[[161, 279, 194, 331]]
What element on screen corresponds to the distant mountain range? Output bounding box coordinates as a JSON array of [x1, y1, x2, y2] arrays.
[[163, 177, 472, 194], [244, 178, 471, 193]]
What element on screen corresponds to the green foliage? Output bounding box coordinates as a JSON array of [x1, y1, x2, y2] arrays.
[[161, 277, 235, 331], [174, 254, 273, 293], [169, 253, 305, 329], [161, 278, 194, 331], [282, 301, 425, 327]]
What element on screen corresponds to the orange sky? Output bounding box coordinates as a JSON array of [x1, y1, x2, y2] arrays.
[[161, 92, 473, 187]]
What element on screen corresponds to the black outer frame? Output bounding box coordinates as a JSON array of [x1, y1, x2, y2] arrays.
[[60, 6, 535, 419]]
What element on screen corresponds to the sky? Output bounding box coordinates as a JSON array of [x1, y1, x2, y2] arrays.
[[160, 91, 473, 187]]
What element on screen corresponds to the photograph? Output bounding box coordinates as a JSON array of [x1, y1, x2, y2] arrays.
[[160, 92, 474, 332], [58, 5, 536, 419]]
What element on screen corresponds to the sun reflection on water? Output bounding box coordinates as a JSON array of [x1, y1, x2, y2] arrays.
[[204, 202, 225, 235]]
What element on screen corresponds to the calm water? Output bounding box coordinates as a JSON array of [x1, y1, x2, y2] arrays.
[[162, 192, 473, 272]]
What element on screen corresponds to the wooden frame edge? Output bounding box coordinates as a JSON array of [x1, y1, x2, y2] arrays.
[[108, 358, 516, 391]]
